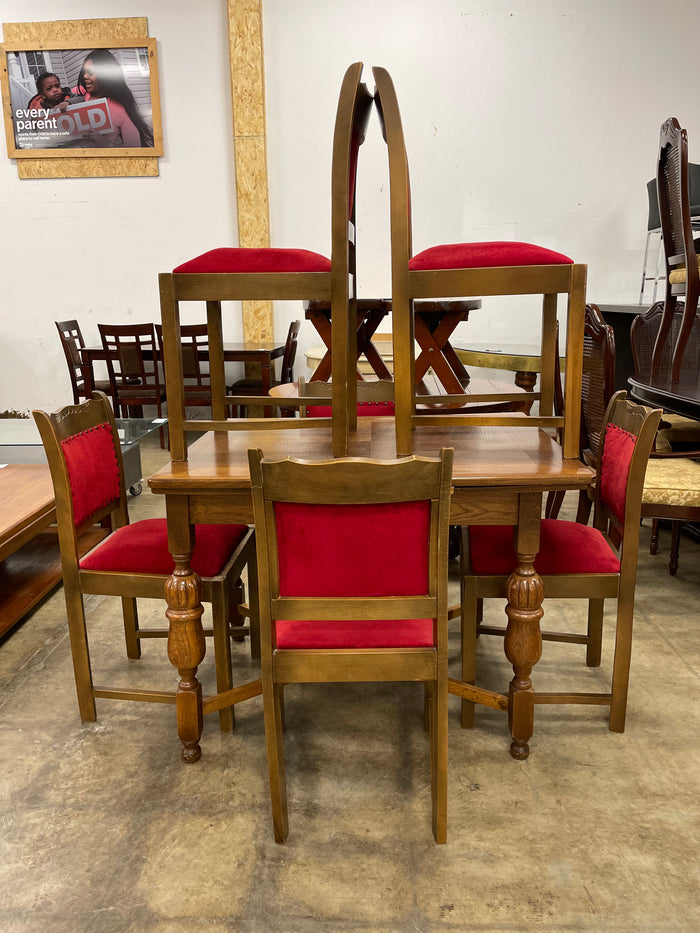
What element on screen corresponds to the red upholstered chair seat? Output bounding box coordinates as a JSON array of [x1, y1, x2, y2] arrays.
[[273, 499, 432, 649], [173, 247, 331, 275], [80, 518, 249, 578], [469, 519, 621, 576], [408, 241, 573, 271]]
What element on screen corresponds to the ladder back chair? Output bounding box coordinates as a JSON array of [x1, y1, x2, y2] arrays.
[[227, 320, 301, 417], [248, 448, 453, 843], [651, 118, 700, 382], [460, 392, 661, 735], [159, 62, 374, 459], [56, 319, 113, 407], [155, 322, 213, 414], [32, 392, 257, 737], [98, 322, 168, 446], [372, 65, 587, 457]]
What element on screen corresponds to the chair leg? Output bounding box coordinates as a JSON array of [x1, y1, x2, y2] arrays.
[[429, 673, 448, 844], [63, 579, 97, 722], [669, 521, 681, 575], [263, 679, 289, 843], [246, 543, 261, 660], [121, 597, 141, 660], [586, 598, 604, 667], [609, 589, 635, 733], [575, 488, 593, 525], [650, 519, 660, 555], [211, 582, 235, 734], [460, 576, 478, 729], [545, 490, 565, 520]]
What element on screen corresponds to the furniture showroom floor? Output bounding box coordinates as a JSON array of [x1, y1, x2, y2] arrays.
[[1, 431, 697, 933]]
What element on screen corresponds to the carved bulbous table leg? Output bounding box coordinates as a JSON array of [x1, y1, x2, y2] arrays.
[[165, 556, 206, 763]]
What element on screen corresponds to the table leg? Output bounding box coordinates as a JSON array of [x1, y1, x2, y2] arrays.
[[165, 500, 206, 762], [503, 493, 543, 760], [261, 358, 273, 418]]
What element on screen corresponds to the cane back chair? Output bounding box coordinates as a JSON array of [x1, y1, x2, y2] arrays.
[[651, 118, 700, 382]]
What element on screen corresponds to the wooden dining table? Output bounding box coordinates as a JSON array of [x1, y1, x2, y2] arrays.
[[148, 420, 593, 764]]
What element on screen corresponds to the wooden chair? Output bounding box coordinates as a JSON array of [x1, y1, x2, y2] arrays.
[[55, 319, 113, 407], [651, 118, 700, 382], [98, 322, 168, 446], [546, 304, 617, 523], [372, 65, 586, 457], [460, 392, 661, 734], [248, 447, 453, 843], [298, 377, 395, 417], [32, 392, 257, 735], [631, 302, 700, 574], [155, 322, 212, 413], [227, 320, 301, 417], [159, 63, 374, 460]]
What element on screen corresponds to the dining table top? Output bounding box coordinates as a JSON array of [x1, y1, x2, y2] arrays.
[[148, 419, 592, 497]]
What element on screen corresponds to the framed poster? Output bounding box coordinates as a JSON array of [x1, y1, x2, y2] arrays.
[[0, 38, 163, 158]]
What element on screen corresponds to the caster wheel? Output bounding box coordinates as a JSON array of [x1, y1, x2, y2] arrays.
[[129, 483, 143, 496]]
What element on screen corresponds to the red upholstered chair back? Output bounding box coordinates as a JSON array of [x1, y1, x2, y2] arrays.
[[60, 422, 122, 528], [275, 500, 429, 598], [34, 392, 129, 552], [593, 392, 662, 545], [249, 447, 453, 632]]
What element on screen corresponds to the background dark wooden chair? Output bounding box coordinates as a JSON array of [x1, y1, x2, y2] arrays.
[[156, 322, 213, 414], [249, 448, 453, 844], [55, 319, 113, 407], [98, 322, 167, 446], [651, 118, 700, 382], [227, 320, 301, 417], [631, 302, 700, 573], [32, 391, 257, 735], [460, 392, 661, 734], [546, 304, 617, 523]]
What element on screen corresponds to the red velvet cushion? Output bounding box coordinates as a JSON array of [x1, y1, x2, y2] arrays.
[[80, 519, 248, 577], [469, 519, 620, 575], [306, 401, 396, 418], [173, 247, 331, 274], [276, 618, 433, 649], [409, 241, 573, 271], [61, 423, 121, 527], [600, 423, 635, 527], [275, 501, 430, 597]]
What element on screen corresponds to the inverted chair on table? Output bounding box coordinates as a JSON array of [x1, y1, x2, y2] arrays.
[[460, 392, 661, 736], [372, 65, 587, 457], [32, 392, 257, 741], [227, 320, 301, 417], [249, 448, 453, 844], [159, 63, 373, 459]]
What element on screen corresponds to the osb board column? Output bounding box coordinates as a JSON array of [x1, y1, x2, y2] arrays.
[[228, 0, 273, 342], [3, 17, 158, 179]]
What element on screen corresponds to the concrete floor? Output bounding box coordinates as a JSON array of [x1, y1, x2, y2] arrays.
[[1, 432, 698, 932]]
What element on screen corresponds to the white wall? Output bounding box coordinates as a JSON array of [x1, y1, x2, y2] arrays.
[[262, 0, 700, 370], [2, 1, 699, 412], [0, 1, 237, 414]]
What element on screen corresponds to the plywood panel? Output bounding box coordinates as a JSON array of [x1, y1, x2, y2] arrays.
[[228, 0, 273, 341]]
